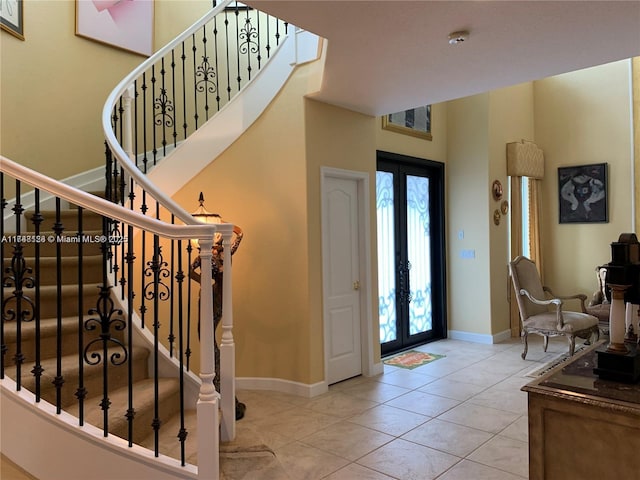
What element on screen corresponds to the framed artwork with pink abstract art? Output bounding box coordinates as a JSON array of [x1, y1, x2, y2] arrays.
[[76, 0, 153, 56]]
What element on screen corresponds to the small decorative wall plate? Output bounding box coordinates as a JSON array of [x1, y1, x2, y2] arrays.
[[492, 180, 503, 201]]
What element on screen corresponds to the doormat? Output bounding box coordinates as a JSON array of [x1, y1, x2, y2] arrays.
[[383, 350, 445, 369]]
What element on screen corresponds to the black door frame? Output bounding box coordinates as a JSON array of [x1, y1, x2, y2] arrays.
[[377, 150, 447, 356]]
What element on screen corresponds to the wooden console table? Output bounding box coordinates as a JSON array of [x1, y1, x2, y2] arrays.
[[522, 341, 640, 479]]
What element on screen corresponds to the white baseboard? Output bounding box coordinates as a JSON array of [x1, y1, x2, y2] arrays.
[[448, 329, 513, 345], [236, 377, 328, 398], [368, 362, 384, 376]]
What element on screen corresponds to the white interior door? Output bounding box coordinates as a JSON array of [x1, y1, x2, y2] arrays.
[[323, 175, 362, 384]]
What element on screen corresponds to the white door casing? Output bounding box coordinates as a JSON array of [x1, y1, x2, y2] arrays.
[[321, 167, 376, 385]]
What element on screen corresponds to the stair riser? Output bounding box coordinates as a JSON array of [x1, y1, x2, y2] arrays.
[[21, 210, 105, 232], [18, 352, 149, 408], [3, 317, 125, 367]]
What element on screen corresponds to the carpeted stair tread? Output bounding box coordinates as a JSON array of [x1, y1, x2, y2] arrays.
[[139, 409, 198, 463], [0, 254, 104, 285], [72, 377, 182, 444]]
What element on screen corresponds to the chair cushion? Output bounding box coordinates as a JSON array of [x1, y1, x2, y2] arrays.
[[525, 311, 598, 333], [586, 303, 610, 323]]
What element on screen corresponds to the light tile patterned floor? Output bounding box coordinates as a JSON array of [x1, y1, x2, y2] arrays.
[[1, 335, 578, 479], [235, 335, 581, 479]]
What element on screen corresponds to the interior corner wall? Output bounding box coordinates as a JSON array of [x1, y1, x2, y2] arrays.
[[446, 93, 492, 335], [0, 0, 209, 180], [173, 58, 323, 385], [534, 60, 634, 296], [488, 83, 535, 336]]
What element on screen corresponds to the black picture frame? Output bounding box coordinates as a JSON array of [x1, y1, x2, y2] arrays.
[[1, 0, 24, 40], [558, 163, 608, 224]]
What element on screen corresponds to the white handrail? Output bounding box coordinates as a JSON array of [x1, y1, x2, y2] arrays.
[[0, 156, 219, 242], [101, 0, 234, 226]]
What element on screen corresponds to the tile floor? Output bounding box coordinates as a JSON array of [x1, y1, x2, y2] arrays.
[[1, 335, 578, 480], [235, 335, 579, 480]]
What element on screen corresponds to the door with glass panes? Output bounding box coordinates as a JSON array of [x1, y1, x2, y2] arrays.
[[376, 151, 446, 356]]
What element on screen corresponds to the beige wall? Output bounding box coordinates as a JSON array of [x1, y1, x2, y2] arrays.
[[488, 83, 535, 335], [446, 94, 492, 334], [174, 58, 324, 384], [0, 0, 210, 179], [534, 60, 634, 295]]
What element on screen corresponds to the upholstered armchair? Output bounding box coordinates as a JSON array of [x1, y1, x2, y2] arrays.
[[586, 266, 610, 333], [509, 256, 600, 360]]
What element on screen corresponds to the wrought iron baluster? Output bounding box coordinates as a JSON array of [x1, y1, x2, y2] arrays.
[[53, 198, 65, 413], [234, 4, 242, 92], [75, 207, 87, 423], [224, 7, 232, 101], [170, 50, 178, 147], [31, 190, 43, 401], [213, 16, 221, 111], [85, 216, 127, 437], [180, 43, 188, 139], [192, 33, 200, 130], [176, 239, 188, 465], [168, 216, 176, 357], [186, 242, 193, 371], [141, 72, 149, 173], [125, 224, 136, 446]]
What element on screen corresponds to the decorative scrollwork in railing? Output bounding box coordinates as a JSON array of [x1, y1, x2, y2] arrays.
[[1, 245, 35, 324], [154, 88, 175, 129], [84, 286, 128, 367], [239, 18, 259, 55], [143, 246, 171, 302], [195, 56, 217, 94]]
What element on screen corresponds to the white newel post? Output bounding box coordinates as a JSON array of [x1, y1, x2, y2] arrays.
[[197, 238, 220, 480], [219, 224, 236, 442], [122, 85, 135, 162]]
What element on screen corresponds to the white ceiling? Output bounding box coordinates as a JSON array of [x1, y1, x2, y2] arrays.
[[246, 0, 640, 116]]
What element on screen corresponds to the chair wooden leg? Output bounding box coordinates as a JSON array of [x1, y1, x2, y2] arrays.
[[568, 335, 576, 356], [521, 331, 529, 360], [543, 335, 549, 352]]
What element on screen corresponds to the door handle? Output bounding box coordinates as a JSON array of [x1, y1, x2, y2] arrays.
[[353, 280, 360, 291]]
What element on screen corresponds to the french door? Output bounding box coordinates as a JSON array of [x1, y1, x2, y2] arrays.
[[376, 151, 446, 356]]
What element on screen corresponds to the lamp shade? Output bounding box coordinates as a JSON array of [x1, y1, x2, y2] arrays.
[[507, 140, 544, 179], [191, 192, 222, 248]]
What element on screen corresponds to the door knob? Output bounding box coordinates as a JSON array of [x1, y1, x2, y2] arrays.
[[353, 280, 360, 291]]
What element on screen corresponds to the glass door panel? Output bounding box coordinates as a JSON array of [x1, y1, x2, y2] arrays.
[[376, 151, 445, 356], [406, 175, 432, 336], [376, 171, 397, 344]]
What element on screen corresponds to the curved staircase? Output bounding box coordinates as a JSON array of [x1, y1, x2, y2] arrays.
[[1, 1, 319, 478]]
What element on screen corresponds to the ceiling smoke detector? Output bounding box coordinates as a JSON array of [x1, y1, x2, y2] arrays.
[[448, 31, 469, 45]]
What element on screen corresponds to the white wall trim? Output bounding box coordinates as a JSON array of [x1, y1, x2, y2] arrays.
[[320, 167, 376, 384], [236, 377, 328, 398], [448, 328, 513, 344]]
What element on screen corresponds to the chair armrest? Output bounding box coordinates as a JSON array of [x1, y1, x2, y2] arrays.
[[543, 287, 588, 312], [519, 288, 562, 307]]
